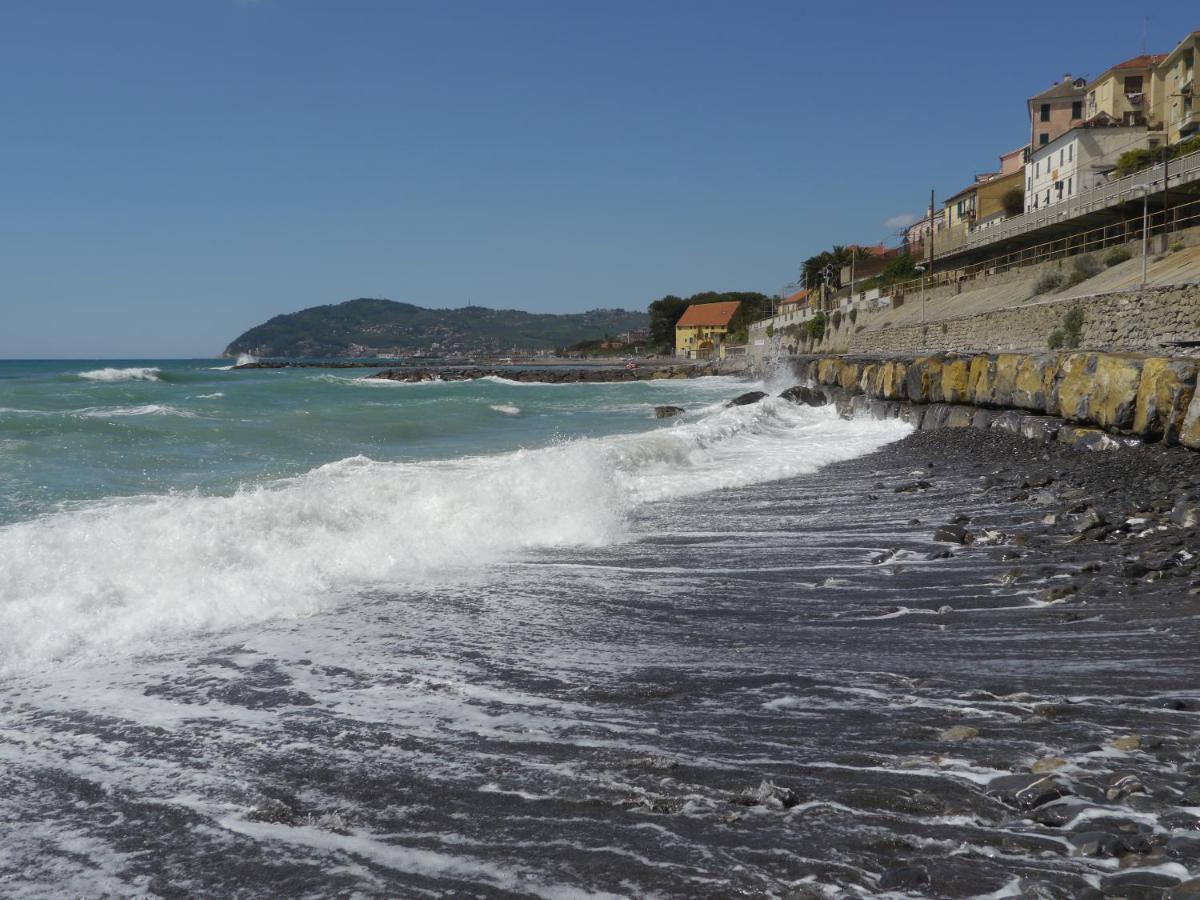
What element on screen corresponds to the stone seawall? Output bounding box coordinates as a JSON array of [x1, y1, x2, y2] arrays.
[[788, 350, 1200, 451], [849, 285, 1200, 355]]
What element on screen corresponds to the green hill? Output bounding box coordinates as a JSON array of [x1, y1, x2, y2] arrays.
[[222, 298, 650, 358]]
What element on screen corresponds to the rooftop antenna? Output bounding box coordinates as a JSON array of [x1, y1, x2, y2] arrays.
[[1141, 16, 1148, 55]]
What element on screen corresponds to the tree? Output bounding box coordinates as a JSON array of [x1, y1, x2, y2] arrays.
[[648, 295, 688, 350], [1002, 188, 1024, 217]]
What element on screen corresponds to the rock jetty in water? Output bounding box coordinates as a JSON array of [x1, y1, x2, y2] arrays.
[[367, 366, 708, 384]]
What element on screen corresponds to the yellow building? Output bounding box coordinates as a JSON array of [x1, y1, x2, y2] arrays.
[[1085, 54, 1166, 137], [1156, 31, 1198, 145], [675, 301, 741, 360]]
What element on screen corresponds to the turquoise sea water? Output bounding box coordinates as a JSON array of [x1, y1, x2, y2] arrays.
[[0, 359, 738, 524]]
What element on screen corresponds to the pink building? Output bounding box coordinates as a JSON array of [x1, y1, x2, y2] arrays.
[[1028, 75, 1088, 149]]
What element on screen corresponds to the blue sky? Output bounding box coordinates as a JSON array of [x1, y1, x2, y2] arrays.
[[1, 1, 1195, 357]]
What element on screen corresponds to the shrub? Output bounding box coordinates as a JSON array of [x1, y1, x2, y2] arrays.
[[1033, 270, 1065, 294], [848, 308, 858, 324], [1172, 240, 1185, 253], [1047, 328, 1065, 349], [1062, 305, 1084, 349], [1072, 254, 1102, 277], [831, 310, 843, 330], [1063, 270, 1090, 289], [765, 324, 774, 338], [940, 322, 948, 334], [1104, 247, 1132, 267]]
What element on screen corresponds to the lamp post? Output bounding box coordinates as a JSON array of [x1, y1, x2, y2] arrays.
[[1130, 182, 1151, 288], [915, 263, 927, 344]]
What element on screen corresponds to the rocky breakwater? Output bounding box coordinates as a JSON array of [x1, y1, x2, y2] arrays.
[[790, 351, 1200, 452], [368, 366, 707, 384]]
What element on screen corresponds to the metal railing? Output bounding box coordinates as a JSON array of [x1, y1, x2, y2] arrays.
[[748, 191, 1200, 339], [945, 146, 1200, 254]]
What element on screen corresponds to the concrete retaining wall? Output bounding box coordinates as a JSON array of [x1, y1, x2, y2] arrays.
[[788, 349, 1200, 450]]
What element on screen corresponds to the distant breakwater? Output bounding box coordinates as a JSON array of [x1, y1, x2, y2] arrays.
[[780, 351, 1200, 452], [367, 366, 709, 384]]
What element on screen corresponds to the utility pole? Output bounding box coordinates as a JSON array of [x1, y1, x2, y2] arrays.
[[928, 189, 936, 278]]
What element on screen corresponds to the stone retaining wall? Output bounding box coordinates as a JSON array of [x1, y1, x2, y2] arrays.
[[762, 284, 1200, 358], [789, 349, 1200, 450], [842, 285, 1200, 355]]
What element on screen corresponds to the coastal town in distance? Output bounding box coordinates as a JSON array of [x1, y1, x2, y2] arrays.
[[4, 6, 1200, 899]]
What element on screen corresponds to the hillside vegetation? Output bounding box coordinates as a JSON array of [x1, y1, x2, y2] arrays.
[[223, 298, 650, 357]]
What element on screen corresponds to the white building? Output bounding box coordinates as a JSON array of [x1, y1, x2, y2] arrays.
[[1024, 120, 1148, 211]]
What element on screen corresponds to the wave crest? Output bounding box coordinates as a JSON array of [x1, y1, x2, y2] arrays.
[[78, 367, 162, 382]]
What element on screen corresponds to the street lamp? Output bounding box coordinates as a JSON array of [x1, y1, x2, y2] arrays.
[[1129, 182, 1151, 288], [914, 263, 927, 333]]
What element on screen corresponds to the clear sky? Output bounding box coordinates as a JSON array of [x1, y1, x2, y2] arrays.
[[2, 1, 1195, 357]]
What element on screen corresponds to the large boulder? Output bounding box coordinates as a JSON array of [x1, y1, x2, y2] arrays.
[[817, 358, 842, 386], [904, 356, 944, 403], [877, 360, 907, 400], [837, 361, 862, 391], [654, 405, 685, 419], [940, 356, 972, 404], [944, 405, 976, 428], [1012, 354, 1059, 413], [1052, 352, 1143, 431], [1133, 357, 1197, 443], [858, 363, 878, 395], [728, 391, 767, 407], [778, 385, 828, 406], [967, 354, 994, 405], [1182, 392, 1200, 450], [975, 353, 1023, 406]]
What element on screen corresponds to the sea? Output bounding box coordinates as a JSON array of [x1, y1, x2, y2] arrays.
[[6, 360, 1193, 898]]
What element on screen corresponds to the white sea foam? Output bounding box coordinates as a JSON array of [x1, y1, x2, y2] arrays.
[[77, 366, 162, 382], [0, 399, 908, 674], [490, 404, 521, 415], [76, 404, 198, 419], [193, 392, 224, 399]]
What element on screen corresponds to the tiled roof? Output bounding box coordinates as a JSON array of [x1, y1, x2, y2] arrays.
[[676, 301, 741, 328], [1031, 79, 1087, 101], [1111, 54, 1166, 69], [781, 289, 809, 306]]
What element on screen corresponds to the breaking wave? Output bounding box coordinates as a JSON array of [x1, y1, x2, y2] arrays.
[[0, 399, 908, 674], [77, 367, 162, 382], [76, 404, 199, 419]]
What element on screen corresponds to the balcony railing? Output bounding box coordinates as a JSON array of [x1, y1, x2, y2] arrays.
[[928, 146, 1200, 258]]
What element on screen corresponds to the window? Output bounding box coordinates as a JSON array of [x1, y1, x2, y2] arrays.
[[1039, 132, 1049, 146], [1068, 144, 1073, 162], [1124, 75, 1143, 93], [1040, 103, 1051, 122], [1035, 161, 1040, 176], [1071, 100, 1082, 118], [1027, 177, 1032, 191], [1059, 149, 1064, 165], [1068, 177, 1073, 195]]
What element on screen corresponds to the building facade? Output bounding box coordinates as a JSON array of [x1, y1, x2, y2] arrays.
[[1085, 54, 1166, 134], [1025, 122, 1148, 211], [674, 301, 742, 360], [1156, 31, 1198, 145], [1028, 75, 1088, 149]]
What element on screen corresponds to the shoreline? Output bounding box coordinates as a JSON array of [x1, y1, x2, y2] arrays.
[[5, 427, 1200, 895]]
